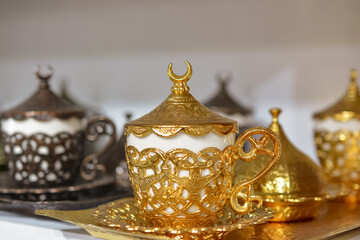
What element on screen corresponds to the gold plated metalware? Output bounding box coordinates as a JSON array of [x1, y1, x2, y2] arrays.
[[36, 197, 274, 240], [228, 200, 360, 240], [235, 108, 328, 222], [314, 70, 360, 191], [124, 62, 238, 138], [124, 61, 281, 228], [314, 70, 360, 122], [114, 113, 132, 190]]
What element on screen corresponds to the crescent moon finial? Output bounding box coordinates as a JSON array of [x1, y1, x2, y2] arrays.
[[34, 65, 54, 89], [168, 61, 192, 94]]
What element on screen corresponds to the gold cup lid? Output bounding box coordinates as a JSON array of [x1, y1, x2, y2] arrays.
[[2, 65, 85, 121], [314, 69, 360, 122], [237, 108, 328, 202], [124, 61, 238, 137]]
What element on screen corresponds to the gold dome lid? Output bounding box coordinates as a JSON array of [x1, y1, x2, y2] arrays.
[[236, 108, 328, 202], [124, 61, 238, 138], [2, 65, 85, 121], [314, 70, 360, 122]]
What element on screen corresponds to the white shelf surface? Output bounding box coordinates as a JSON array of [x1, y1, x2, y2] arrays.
[[1, 209, 360, 240], [0, 210, 99, 240]]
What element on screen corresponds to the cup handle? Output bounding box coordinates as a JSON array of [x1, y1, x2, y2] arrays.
[[229, 127, 281, 214], [80, 115, 117, 181]]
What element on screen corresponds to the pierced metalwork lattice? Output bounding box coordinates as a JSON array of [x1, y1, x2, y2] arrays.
[[92, 197, 274, 240], [125, 127, 280, 228], [315, 129, 360, 189], [3, 131, 84, 187], [126, 145, 233, 228]]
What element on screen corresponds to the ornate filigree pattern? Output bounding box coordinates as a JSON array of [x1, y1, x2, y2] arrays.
[[0, 172, 115, 201], [229, 127, 281, 214], [125, 127, 280, 228], [124, 96, 238, 137], [315, 129, 360, 190], [92, 198, 274, 239], [80, 116, 117, 181], [3, 131, 84, 187], [124, 125, 235, 138], [125, 61, 238, 138], [233, 109, 326, 222], [125, 145, 233, 228]]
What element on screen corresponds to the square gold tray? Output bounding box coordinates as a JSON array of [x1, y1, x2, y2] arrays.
[[227, 200, 360, 240], [36, 197, 360, 240]]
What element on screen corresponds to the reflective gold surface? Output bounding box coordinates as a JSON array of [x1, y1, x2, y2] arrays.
[[235, 108, 327, 222], [263, 201, 322, 222], [315, 129, 360, 191], [227, 201, 360, 240], [314, 70, 360, 192], [126, 145, 234, 228], [125, 127, 281, 227], [35, 197, 274, 240], [124, 61, 238, 137], [314, 69, 360, 122], [93, 198, 273, 239], [35, 198, 360, 240], [123, 61, 281, 228]]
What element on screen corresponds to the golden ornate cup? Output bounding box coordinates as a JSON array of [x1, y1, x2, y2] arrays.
[[124, 61, 281, 228], [314, 70, 360, 191]]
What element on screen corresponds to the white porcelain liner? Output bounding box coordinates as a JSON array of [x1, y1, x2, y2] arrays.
[[2, 117, 83, 136], [127, 132, 235, 153], [314, 118, 360, 132]]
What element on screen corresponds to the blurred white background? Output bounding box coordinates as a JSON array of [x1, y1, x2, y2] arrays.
[[0, 0, 360, 161]]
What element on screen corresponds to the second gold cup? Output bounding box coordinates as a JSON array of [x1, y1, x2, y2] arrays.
[[124, 61, 281, 228]]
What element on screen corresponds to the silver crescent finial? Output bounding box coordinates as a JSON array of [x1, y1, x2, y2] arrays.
[[34, 65, 54, 89]]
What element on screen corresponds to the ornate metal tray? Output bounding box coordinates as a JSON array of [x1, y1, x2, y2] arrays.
[[0, 170, 116, 201], [36, 197, 274, 240], [227, 200, 360, 239], [0, 182, 132, 216]]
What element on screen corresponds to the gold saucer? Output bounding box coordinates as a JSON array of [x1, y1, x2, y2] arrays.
[[326, 181, 357, 201], [36, 197, 274, 240], [260, 180, 355, 222]]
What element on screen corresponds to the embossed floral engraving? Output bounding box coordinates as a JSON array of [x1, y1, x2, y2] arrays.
[[92, 198, 274, 240]]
